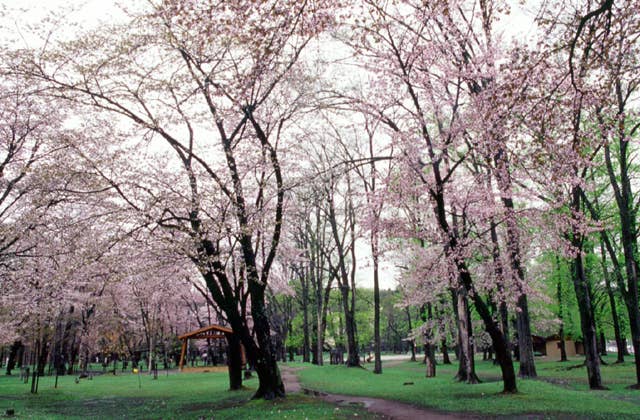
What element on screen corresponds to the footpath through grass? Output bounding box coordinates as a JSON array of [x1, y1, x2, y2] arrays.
[[297, 355, 640, 419], [0, 370, 375, 419]]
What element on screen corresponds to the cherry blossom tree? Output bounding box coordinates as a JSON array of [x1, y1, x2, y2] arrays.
[[555, 0, 640, 388], [345, 0, 519, 392], [15, 0, 337, 399]]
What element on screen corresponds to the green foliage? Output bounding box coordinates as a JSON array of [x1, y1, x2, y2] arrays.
[[538, 252, 582, 339], [287, 313, 305, 349]]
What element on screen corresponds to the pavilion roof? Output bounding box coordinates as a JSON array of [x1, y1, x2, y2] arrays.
[[178, 324, 233, 340]]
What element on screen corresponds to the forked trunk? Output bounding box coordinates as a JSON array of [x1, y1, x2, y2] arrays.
[[248, 280, 285, 399], [341, 285, 360, 366], [459, 272, 517, 393]]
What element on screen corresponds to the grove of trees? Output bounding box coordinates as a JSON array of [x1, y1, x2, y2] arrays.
[[1, 0, 639, 399]]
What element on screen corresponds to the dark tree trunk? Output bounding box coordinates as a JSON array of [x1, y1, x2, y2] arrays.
[[372, 249, 382, 374], [66, 335, 79, 375], [400, 76, 517, 391], [340, 285, 360, 366], [570, 214, 605, 389], [599, 332, 607, 356], [36, 339, 48, 377], [621, 246, 640, 388], [200, 258, 283, 399], [5, 340, 22, 375], [599, 242, 624, 363], [318, 277, 333, 366], [311, 326, 319, 365], [226, 333, 243, 390], [516, 294, 536, 378], [450, 288, 461, 363], [406, 307, 416, 362], [493, 165, 536, 378], [490, 221, 512, 359], [327, 176, 359, 367], [302, 270, 310, 363], [556, 257, 569, 362], [464, 280, 516, 392], [441, 339, 451, 364], [559, 324, 568, 362], [247, 273, 285, 399], [314, 291, 322, 366], [603, 111, 640, 387], [425, 304, 436, 377]]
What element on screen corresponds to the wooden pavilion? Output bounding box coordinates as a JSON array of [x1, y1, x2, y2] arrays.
[[177, 324, 245, 371]]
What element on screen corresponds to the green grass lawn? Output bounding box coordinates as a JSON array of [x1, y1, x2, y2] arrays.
[[0, 370, 375, 419], [3, 356, 639, 419], [297, 355, 640, 418]]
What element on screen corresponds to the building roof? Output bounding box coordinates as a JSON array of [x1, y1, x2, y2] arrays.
[[545, 334, 580, 342], [178, 324, 233, 340]]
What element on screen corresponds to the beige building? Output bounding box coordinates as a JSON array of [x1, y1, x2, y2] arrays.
[[544, 334, 584, 359]]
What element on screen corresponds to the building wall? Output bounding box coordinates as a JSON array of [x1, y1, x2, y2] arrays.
[[545, 340, 581, 359]]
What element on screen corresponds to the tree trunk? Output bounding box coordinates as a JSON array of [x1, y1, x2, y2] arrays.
[[247, 277, 285, 399], [458, 270, 516, 392], [372, 247, 382, 374], [488, 145, 537, 379], [555, 256, 568, 362], [441, 339, 451, 364], [559, 323, 568, 362], [147, 335, 155, 374], [599, 242, 624, 363], [36, 337, 48, 377], [516, 294, 536, 378], [5, 340, 22, 375], [455, 287, 479, 384], [603, 117, 640, 387], [226, 333, 243, 390], [421, 134, 516, 391], [340, 285, 360, 366], [302, 271, 310, 363], [425, 342, 436, 377], [599, 332, 607, 356], [315, 280, 331, 366], [571, 238, 605, 389], [489, 219, 511, 359], [311, 325, 318, 365], [406, 307, 416, 362], [425, 304, 436, 377]]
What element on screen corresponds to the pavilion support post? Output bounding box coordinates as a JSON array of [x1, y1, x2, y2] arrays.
[[178, 339, 187, 371]]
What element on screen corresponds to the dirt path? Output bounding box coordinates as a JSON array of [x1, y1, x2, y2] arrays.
[[280, 365, 476, 420], [280, 365, 303, 393]]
